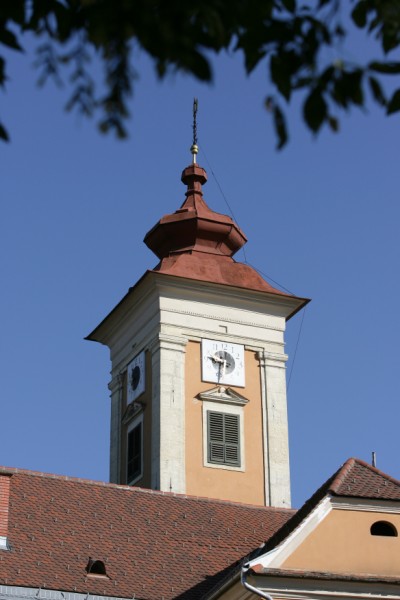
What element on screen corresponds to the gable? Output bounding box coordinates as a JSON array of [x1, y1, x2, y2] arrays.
[[282, 503, 400, 577]]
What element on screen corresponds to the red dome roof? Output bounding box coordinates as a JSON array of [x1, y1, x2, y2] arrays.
[[143, 161, 307, 313], [144, 163, 247, 259]]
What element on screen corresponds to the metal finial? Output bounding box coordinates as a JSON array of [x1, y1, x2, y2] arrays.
[[190, 97, 199, 164]]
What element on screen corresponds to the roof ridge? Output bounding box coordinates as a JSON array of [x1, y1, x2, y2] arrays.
[[329, 457, 400, 496], [328, 457, 357, 493], [0, 465, 294, 511]]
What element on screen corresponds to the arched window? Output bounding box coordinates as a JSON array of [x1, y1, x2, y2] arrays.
[[86, 558, 107, 576], [370, 521, 398, 537]]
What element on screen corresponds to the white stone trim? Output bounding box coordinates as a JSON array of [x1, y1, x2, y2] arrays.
[[331, 496, 400, 513], [162, 306, 286, 332], [150, 333, 188, 494], [258, 350, 291, 508], [108, 373, 123, 484], [259, 349, 270, 506], [259, 350, 289, 368], [243, 575, 400, 600], [0, 535, 7, 550], [202, 400, 245, 472], [250, 495, 332, 569], [198, 386, 249, 406]]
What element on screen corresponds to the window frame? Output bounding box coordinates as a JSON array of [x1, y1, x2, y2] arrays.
[[127, 412, 144, 485], [202, 400, 245, 472]]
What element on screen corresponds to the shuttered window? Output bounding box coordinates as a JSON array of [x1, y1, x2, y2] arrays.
[[207, 411, 240, 467], [127, 421, 142, 483]]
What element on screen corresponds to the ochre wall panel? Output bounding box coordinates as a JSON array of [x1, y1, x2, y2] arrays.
[[185, 341, 265, 505], [283, 508, 400, 576]]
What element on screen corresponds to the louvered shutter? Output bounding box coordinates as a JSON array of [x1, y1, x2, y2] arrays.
[[224, 413, 240, 465], [207, 411, 240, 467]]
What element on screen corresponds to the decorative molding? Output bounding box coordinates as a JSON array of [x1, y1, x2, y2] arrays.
[[197, 386, 249, 406], [108, 372, 123, 393], [331, 496, 400, 514], [257, 350, 288, 367], [121, 401, 144, 425], [163, 306, 285, 332], [148, 332, 188, 354]]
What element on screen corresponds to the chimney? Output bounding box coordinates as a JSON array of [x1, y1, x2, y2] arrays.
[[0, 474, 11, 549]]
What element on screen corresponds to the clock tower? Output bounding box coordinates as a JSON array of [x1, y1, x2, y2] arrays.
[[87, 144, 308, 508]]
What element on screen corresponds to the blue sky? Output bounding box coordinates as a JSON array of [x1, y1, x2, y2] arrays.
[[1, 28, 399, 509]]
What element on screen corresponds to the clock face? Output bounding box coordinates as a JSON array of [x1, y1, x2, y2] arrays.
[[201, 339, 245, 387], [130, 366, 141, 391], [127, 350, 145, 403]]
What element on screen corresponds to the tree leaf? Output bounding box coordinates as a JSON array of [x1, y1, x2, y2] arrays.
[[0, 28, 23, 52], [270, 54, 292, 102], [327, 115, 339, 132], [0, 122, 9, 141], [0, 0, 25, 24], [273, 103, 288, 150], [368, 76, 386, 106], [351, 2, 368, 28], [369, 61, 400, 74], [0, 56, 6, 87], [281, 0, 296, 13], [346, 70, 364, 105], [303, 89, 327, 133], [387, 89, 400, 114]]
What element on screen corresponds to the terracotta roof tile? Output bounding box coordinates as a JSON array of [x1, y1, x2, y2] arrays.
[[329, 458, 400, 500], [0, 467, 293, 600]]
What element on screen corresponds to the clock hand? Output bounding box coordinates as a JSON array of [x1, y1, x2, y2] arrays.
[[221, 359, 227, 379], [217, 359, 223, 382], [209, 353, 224, 364]]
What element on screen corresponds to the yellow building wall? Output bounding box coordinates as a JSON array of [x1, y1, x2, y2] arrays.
[[185, 341, 265, 505], [283, 508, 400, 576]]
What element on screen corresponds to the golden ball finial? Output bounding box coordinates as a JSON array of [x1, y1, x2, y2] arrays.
[[190, 143, 199, 164]]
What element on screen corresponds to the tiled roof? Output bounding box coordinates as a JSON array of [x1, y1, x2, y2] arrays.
[[329, 458, 400, 500], [0, 467, 293, 600]]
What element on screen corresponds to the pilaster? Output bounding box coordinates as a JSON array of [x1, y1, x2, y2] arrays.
[[108, 374, 123, 484], [150, 333, 188, 494], [258, 350, 291, 508]]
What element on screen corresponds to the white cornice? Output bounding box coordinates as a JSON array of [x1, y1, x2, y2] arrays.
[[162, 305, 285, 332], [331, 496, 400, 513], [248, 574, 400, 600]]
